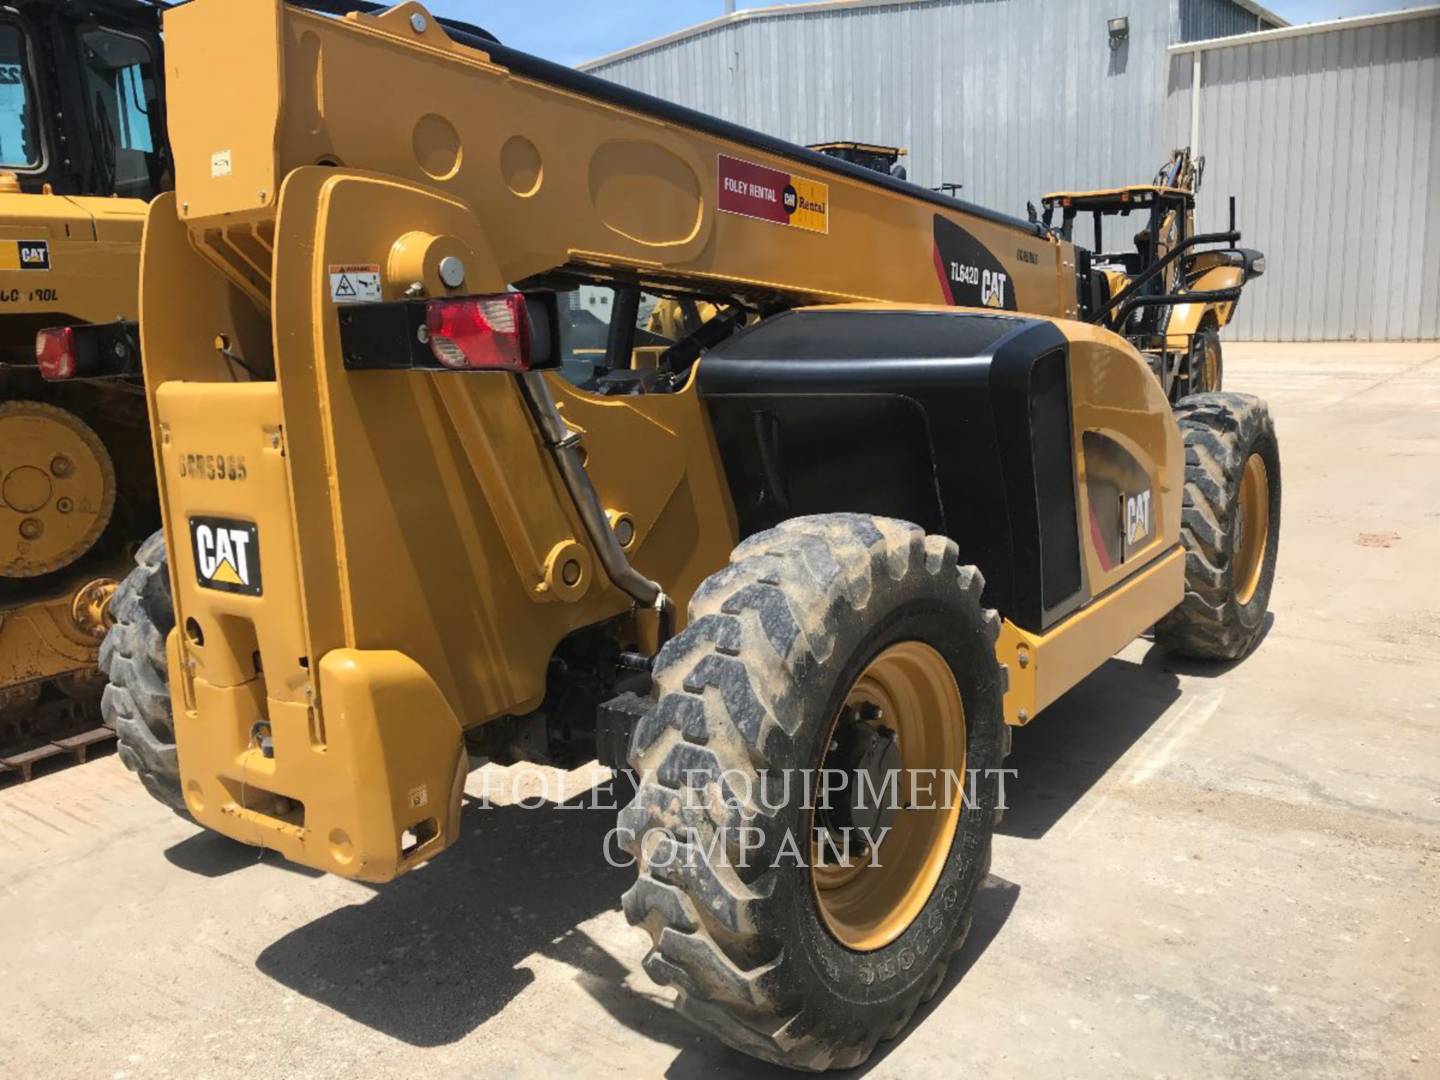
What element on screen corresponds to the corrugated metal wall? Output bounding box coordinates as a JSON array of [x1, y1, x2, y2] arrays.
[[1179, 0, 1273, 43], [586, 0, 1177, 235], [1166, 13, 1440, 340]]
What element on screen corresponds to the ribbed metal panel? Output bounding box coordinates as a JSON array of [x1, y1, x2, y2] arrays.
[[1180, 0, 1270, 43], [1168, 14, 1440, 340], [586, 0, 1176, 235]]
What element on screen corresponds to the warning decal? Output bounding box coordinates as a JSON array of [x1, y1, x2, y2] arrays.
[[329, 263, 382, 304], [717, 154, 829, 235]]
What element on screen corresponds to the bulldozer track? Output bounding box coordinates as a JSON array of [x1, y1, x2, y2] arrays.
[[0, 727, 115, 785]]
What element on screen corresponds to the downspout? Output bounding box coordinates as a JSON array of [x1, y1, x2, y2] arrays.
[[1189, 49, 1202, 156]]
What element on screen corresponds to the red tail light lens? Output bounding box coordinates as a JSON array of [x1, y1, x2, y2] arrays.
[[425, 294, 532, 371], [36, 326, 77, 380]]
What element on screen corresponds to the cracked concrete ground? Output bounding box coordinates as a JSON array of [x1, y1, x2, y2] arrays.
[[1, 343, 1437, 1079]]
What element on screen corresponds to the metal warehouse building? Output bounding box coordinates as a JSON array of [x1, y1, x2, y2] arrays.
[[582, 1, 1440, 341]]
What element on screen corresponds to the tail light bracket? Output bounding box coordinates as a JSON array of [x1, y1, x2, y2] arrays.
[[36, 320, 142, 381], [338, 292, 559, 373]]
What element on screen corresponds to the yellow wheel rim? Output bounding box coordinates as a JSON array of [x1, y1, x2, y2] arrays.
[[1234, 453, 1270, 606], [811, 641, 965, 952], [1204, 336, 1221, 392]]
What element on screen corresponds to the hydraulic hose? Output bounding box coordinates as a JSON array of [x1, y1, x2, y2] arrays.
[[517, 371, 674, 644]]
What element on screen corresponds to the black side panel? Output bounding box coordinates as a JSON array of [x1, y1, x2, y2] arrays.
[[706, 395, 945, 537], [698, 310, 1085, 630], [990, 344, 1082, 622]]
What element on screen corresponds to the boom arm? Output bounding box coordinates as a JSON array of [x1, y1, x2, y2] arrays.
[[162, 0, 1078, 320]]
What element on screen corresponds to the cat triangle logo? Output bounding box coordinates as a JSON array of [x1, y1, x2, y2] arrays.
[[190, 517, 262, 596], [210, 559, 243, 585]]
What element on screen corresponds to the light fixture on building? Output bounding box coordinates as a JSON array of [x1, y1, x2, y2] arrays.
[[1108, 16, 1129, 49]]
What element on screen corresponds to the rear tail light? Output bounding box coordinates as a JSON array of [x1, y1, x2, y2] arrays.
[[35, 321, 140, 381], [337, 291, 557, 373], [425, 294, 532, 371], [36, 326, 77, 380]]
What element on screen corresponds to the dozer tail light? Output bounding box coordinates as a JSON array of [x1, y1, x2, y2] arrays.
[[426, 294, 532, 371], [35, 321, 140, 381], [36, 326, 77, 380]]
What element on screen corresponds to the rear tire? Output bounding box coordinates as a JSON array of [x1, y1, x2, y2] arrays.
[[619, 514, 1005, 1070], [1156, 393, 1280, 660], [99, 530, 187, 816], [1190, 327, 1223, 394]]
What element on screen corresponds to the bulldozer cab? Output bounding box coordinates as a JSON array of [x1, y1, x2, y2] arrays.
[[0, 0, 169, 200]]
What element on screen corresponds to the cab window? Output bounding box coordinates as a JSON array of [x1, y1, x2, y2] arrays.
[[79, 26, 162, 199], [0, 23, 41, 170], [555, 286, 726, 389]]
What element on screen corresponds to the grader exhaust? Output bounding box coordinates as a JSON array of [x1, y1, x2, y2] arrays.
[[105, 0, 1279, 1068]]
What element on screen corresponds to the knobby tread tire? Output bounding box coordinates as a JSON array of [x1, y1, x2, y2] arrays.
[[99, 530, 187, 816], [619, 514, 1005, 1070], [1156, 392, 1281, 660]]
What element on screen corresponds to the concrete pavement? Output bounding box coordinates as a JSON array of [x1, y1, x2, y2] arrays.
[[2, 343, 1437, 1079]]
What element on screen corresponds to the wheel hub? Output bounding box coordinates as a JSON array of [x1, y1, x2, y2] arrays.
[[811, 640, 966, 952]]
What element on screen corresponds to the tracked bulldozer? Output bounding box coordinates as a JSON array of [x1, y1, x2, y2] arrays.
[[0, 0, 167, 773], [105, 0, 1278, 1067], [0, 0, 491, 781]]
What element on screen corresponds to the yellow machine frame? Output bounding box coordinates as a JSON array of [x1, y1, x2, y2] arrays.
[[145, 0, 1182, 881]]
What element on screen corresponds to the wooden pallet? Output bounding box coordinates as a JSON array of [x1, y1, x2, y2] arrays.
[[0, 727, 115, 783]]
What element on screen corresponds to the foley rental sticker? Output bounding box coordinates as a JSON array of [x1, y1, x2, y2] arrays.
[[717, 154, 829, 235]]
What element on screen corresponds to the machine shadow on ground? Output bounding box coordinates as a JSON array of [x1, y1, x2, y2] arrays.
[[246, 778, 1022, 1056], [995, 652, 1182, 840], [253, 785, 636, 1046], [237, 633, 1253, 1054], [646, 874, 1023, 1078], [165, 829, 327, 878]]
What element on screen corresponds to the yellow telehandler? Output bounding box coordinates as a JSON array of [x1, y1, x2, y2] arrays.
[[100, 1, 1278, 1067]]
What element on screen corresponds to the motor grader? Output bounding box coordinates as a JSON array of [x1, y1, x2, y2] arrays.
[[106, 0, 1278, 1068], [0, 0, 167, 773], [1040, 147, 1266, 403]]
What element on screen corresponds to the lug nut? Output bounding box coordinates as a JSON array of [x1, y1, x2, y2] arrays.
[[50, 455, 73, 478], [19, 517, 42, 539]]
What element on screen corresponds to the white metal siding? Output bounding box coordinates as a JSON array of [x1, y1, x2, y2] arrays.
[[1168, 14, 1440, 340], [586, 0, 1176, 235], [1181, 0, 1272, 43]]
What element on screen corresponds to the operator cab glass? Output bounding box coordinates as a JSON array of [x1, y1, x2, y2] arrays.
[[79, 26, 163, 200], [555, 285, 728, 389], [0, 23, 41, 170]]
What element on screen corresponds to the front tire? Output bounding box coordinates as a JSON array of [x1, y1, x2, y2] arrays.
[[99, 530, 186, 816], [620, 514, 1004, 1070], [1156, 393, 1281, 660]]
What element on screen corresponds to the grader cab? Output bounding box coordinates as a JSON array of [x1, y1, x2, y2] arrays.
[[1042, 147, 1267, 402], [107, 1, 1281, 1069]]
